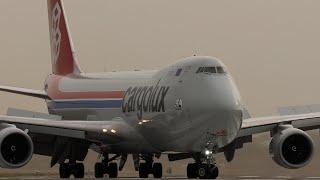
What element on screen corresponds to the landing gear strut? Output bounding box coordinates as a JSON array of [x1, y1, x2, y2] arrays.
[[138, 154, 163, 178], [58, 142, 86, 179], [94, 153, 119, 178]]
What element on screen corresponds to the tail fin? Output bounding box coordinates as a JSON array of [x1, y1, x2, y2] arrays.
[[47, 0, 81, 75]]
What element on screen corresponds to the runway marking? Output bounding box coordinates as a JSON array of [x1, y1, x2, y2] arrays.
[[238, 176, 262, 178], [274, 176, 292, 179], [1, 176, 320, 180]]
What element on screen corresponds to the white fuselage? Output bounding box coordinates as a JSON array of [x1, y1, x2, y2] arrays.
[[45, 56, 243, 153]]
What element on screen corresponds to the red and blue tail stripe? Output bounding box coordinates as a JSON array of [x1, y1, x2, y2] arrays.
[[47, 99, 123, 109]]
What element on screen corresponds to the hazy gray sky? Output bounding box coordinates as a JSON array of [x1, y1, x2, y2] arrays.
[[0, 0, 320, 116]]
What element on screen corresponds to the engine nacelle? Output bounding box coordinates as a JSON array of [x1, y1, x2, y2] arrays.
[[0, 125, 34, 168], [269, 125, 314, 169]]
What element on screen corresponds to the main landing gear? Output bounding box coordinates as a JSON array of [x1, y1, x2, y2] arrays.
[[138, 154, 163, 178], [59, 162, 85, 178], [94, 153, 119, 178]]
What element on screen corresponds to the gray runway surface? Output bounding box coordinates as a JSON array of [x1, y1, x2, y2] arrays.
[[1, 176, 320, 180]]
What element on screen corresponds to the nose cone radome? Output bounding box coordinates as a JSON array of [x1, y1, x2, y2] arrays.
[[173, 56, 243, 148], [182, 73, 243, 147], [212, 79, 241, 112], [187, 75, 242, 112]]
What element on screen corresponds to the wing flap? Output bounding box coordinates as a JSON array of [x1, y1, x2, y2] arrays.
[[0, 85, 49, 99]]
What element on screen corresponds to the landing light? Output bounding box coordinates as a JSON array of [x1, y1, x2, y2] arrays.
[[205, 150, 212, 156], [102, 129, 108, 133], [111, 129, 117, 134], [138, 120, 152, 125]]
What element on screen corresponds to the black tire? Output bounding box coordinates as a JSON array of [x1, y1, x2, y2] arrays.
[[153, 163, 163, 178], [74, 163, 85, 178], [95, 163, 104, 178], [208, 166, 219, 179], [59, 163, 71, 179], [198, 164, 208, 179], [108, 162, 118, 178], [187, 163, 198, 179], [139, 163, 149, 178]]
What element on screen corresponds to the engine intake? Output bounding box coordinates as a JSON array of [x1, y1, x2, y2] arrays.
[[269, 125, 314, 169], [0, 125, 34, 168]]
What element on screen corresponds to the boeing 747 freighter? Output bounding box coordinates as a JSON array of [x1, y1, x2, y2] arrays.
[[0, 0, 319, 179]]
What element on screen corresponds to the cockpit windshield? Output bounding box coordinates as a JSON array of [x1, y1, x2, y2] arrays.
[[196, 66, 226, 74], [216, 66, 226, 74]]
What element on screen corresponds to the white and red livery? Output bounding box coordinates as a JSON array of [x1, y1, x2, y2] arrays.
[[0, 0, 319, 179]]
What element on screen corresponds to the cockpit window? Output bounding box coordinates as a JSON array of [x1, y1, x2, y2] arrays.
[[196, 67, 216, 74], [216, 66, 226, 74], [196, 66, 226, 74]]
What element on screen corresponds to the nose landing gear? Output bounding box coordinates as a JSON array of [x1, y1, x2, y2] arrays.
[[187, 133, 220, 179], [195, 163, 219, 179], [186, 155, 219, 179]]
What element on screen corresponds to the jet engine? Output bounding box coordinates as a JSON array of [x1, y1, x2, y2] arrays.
[[0, 125, 34, 168], [269, 125, 314, 169]]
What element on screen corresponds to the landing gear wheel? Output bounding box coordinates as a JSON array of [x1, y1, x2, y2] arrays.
[[139, 163, 149, 178], [94, 163, 104, 178], [198, 164, 208, 179], [59, 163, 71, 179], [108, 162, 118, 178], [153, 163, 163, 178], [73, 163, 85, 178], [187, 163, 198, 179], [208, 166, 219, 179], [193, 164, 219, 179]]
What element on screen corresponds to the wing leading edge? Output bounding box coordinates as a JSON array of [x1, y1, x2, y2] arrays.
[[0, 115, 137, 144], [238, 112, 320, 137]]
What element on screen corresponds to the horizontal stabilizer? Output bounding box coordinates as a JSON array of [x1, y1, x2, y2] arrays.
[[6, 108, 61, 120], [0, 85, 49, 99]]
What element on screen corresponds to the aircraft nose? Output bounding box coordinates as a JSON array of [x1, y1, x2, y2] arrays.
[[214, 82, 241, 112], [183, 75, 241, 112], [204, 76, 241, 112], [181, 74, 243, 147], [203, 76, 243, 145]]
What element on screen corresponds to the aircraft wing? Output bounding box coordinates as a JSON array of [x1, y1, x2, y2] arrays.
[[238, 112, 320, 137], [0, 85, 49, 99], [0, 115, 137, 143]]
